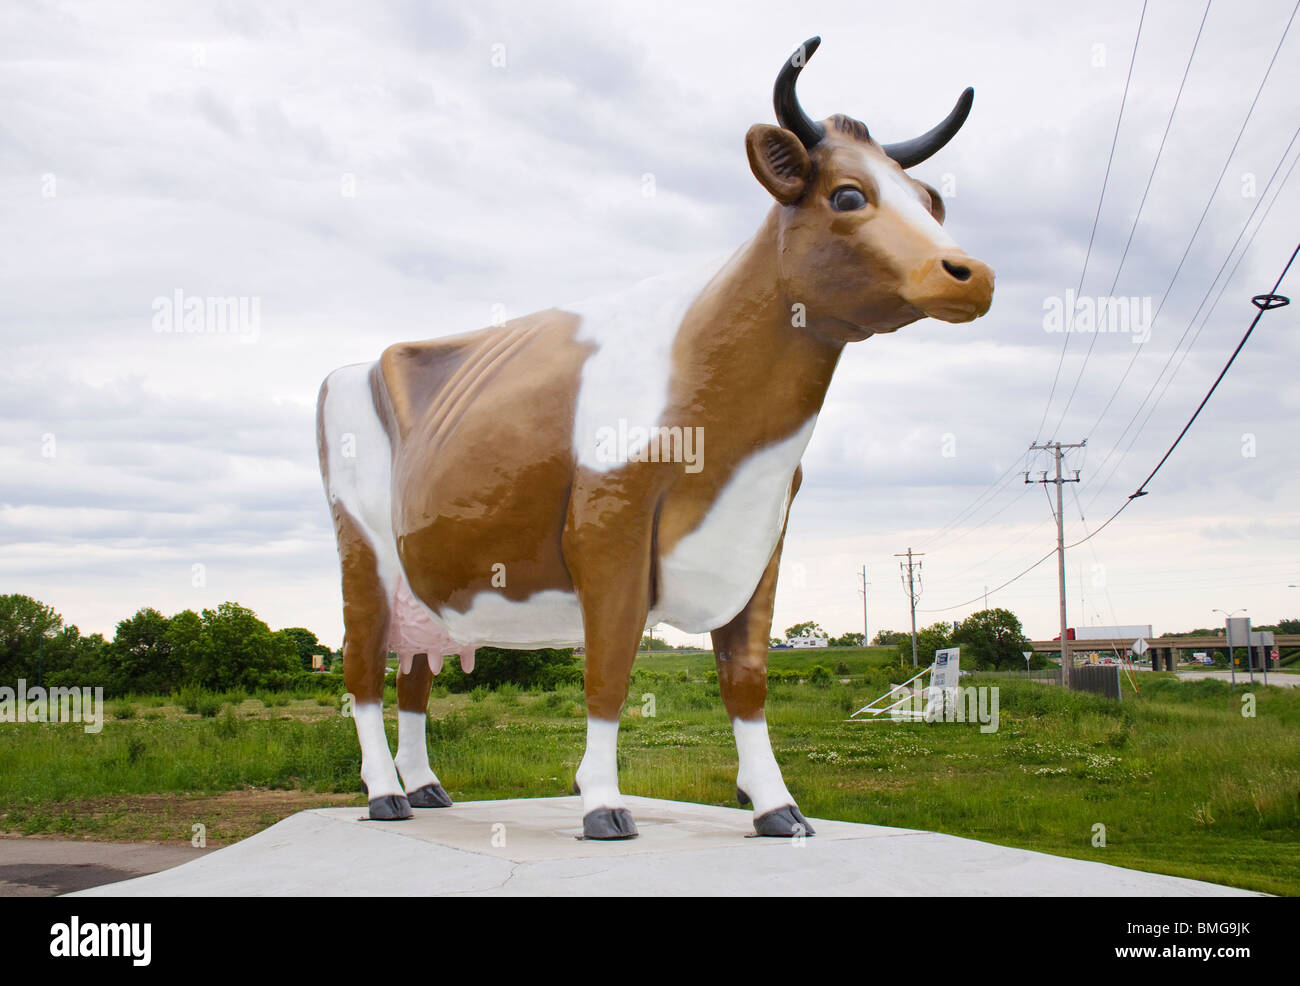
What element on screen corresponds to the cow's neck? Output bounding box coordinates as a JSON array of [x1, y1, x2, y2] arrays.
[[669, 208, 846, 459]]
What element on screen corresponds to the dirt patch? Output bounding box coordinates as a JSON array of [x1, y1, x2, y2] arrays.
[[0, 790, 366, 847]]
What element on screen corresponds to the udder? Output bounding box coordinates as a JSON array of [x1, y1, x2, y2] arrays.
[[387, 576, 477, 675]]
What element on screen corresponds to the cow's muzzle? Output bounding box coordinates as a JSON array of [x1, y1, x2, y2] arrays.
[[904, 254, 994, 323]]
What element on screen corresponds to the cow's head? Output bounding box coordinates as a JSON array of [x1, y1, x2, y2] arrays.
[[747, 38, 994, 340]]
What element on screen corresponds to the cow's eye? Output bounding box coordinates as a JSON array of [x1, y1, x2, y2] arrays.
[[830, 186, 868, 211]]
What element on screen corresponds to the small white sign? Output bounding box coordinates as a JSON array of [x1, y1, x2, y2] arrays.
[[927, 647, 960, 717], [931, 648, 960, 690], [1131, 637, 1149, 656]]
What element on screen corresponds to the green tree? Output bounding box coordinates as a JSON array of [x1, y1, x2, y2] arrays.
[[872, 629, 907, 646], [898, 622, 953, 667], [830, 632, 864, 647], [0, 594, 65, 684], [43, 625, 110, 692], [182, 602, 298, 691], [165, 609, 209, 685], [108, 607, 181, 694], [952, 608, 1031, 671]]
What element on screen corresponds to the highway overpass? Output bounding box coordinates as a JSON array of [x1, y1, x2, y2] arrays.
[[1028, 634, 1299, 671]]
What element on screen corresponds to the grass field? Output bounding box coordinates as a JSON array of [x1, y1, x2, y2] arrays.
[[2, 647, 1297, 895]]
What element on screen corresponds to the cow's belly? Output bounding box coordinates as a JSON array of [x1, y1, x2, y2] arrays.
[[439, 589, 585, 649], [652, 418, 815, 634], [395, 422, 813, 650]]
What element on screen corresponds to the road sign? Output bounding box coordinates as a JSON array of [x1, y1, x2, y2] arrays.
[[1131, 637, 1149, 656]]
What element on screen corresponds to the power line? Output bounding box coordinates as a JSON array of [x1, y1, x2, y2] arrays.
[[1079, 1, 1300, 487], [1032, 0, 1149, 445], [912, 449, 1035, 551], [919, 546, 1059, 615], [906, 2, 1298, 618], [1083, 121, 1300, 479], [1049, 0, 1213, 438], [919, 241, 1298, 614], [1125, 242, 1297, 499], [924, 482, 1035, 554], [1084, 133, 1300, 508], [941, 514, 1058, 583]]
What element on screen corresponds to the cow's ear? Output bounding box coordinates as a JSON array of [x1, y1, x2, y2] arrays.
[[917, 180, 946, 224], [746, 125, 811, 204]]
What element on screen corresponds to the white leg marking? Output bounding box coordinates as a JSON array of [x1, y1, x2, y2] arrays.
[[395, 709, 440, 792], [734, 716, 795, 816], [354, 702, 404, 800], [575, 718, 626, 815]]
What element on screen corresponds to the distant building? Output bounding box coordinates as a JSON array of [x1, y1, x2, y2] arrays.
[[787, 634, 829, 649]]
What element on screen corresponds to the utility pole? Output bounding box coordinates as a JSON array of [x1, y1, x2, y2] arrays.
[[858, 565, 870, 645], [1027, 440, 1085, 687], [895, 548, 924, 666]]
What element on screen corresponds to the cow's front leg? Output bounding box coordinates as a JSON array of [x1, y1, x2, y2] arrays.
[[564, 484, 654, 841], [571, 601, 645, 839], [711, 468, 814, 837], [395, 655, 453, 808]]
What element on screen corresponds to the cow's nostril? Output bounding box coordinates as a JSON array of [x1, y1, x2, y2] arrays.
[[942, 260, 972, 282]]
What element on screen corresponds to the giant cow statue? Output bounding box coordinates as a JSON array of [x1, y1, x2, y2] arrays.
[[316, 38, 993, 839]]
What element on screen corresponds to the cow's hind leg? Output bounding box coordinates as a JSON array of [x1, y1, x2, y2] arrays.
[[335, 505, 411, 821], [396, 657, 452, 808], [319, 364, 412, 820], [710, 470, 813, 838]]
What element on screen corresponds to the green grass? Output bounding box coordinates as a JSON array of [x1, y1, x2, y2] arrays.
[[1, 657, 1296, 894], [631, 645, 901, 676]]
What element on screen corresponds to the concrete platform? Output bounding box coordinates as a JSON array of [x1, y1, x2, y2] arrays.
[[70, 796, 1258, 896]]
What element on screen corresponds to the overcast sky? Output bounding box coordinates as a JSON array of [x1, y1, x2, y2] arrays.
[[2, 0, 1298, 649]]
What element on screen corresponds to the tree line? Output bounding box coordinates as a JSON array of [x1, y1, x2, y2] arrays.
[[0, 594, 334, 697]]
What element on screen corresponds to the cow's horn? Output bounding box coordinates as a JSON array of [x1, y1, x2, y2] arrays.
[[883, 88, 974, 169], [774, 37, 825, 149]]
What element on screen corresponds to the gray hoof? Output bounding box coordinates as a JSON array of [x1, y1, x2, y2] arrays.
[[736, 787, 751, 807], [753, 804, 815, 838], [582, 807, 638, 840], [368, 794, 413, 821], [407, 783, 453, 808]]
